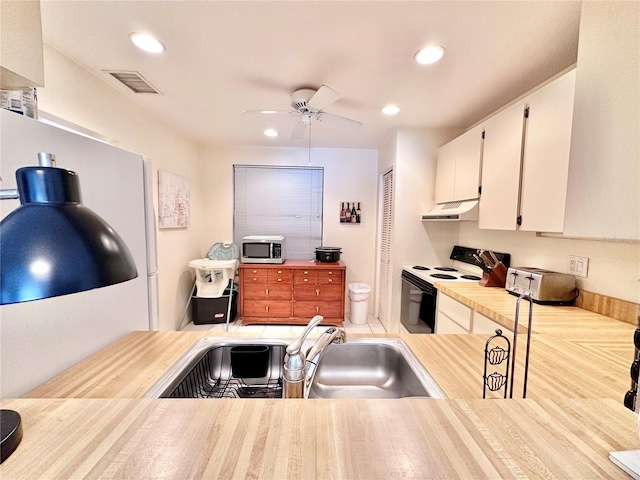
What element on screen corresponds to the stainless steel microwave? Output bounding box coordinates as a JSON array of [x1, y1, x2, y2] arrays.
[[241, 235, 285, 264]]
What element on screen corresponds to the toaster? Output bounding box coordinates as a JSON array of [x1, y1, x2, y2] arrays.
[[505, 267, 577, 305]]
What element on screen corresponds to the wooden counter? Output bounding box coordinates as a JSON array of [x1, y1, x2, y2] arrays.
[[8, 282, 640, 478], [1, 397, 637, 479]]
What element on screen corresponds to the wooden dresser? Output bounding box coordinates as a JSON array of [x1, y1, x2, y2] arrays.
[[239, 260, 345, 326]]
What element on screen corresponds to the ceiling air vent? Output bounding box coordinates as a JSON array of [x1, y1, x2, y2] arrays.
[[104, 70, 161, 94]]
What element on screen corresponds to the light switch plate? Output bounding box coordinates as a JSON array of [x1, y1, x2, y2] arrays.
[[568, 255, 589, 278]]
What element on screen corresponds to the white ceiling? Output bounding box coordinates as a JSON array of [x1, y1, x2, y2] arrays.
[[40, 1, 582, 149]]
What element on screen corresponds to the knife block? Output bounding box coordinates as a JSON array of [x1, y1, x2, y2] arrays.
[[480, 262, 508, 288]]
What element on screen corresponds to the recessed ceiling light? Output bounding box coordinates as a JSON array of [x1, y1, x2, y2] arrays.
[[129, 33, 165, 53], [381, 105, 400, 116], [264, 129, 279, 137], [414, 45, 445, 65]]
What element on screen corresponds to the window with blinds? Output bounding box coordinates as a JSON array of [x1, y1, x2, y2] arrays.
[[233, 165, 324, 260], [378, 168, 393, 326]]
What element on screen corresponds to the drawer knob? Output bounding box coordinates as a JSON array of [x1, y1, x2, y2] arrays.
[[252, 270, 258, 274], [277, 270, 282, 274], [304, 271, 308, 274], [304, 279, 308, 282], [316, 289, 320, 296], [253, 278, 258, 281], [265, 289, 269, 296], [265, 305, 269, 312], [328, 278, 333, 283], [316, 306, 320, 313], [278, 278, 282, 282], [328, 271, 333, 275]]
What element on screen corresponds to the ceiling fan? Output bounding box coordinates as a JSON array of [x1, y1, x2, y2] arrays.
[[242, 85, 363, 140]]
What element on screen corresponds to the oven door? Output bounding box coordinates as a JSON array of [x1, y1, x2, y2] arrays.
[[400, 270, 436, 334]]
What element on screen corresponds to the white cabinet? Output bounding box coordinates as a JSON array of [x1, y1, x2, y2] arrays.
[[0, 1, 45, 89], [436, 292, 512, 335], [435, 125, 483, 204], [478, 69, 576, 232], [478, 102, 526, 230], [471, 311, 503, 334], [519, 70, 576, 232]]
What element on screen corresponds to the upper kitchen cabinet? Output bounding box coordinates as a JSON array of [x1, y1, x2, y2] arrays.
[[479, 69, 576, 232], [0, 1, 45, 89], [478, 102, 526, 230], [519, 69, 576, 232], [562, 2, 639, 240], [435, 125, 483, 204]]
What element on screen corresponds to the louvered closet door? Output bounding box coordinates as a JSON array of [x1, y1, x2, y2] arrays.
[[378, 169, 393, 328]]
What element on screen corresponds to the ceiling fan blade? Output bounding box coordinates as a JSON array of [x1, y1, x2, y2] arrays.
[[289, 119, 308, 140], [315, 112, 363, 132], [307, 85, 342, 111], [241, 109, 294, 115]]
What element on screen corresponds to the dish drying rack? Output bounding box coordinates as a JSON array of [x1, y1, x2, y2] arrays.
[[483, 292, 534, 398], [166, 345, 285, 399]]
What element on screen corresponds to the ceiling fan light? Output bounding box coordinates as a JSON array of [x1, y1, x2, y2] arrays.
[[381, 105, 400, 115], [264, 129, 279, 137], [129, 33, 165, 53], [415, 45, 445, 65], [260, 110, 277, 115]]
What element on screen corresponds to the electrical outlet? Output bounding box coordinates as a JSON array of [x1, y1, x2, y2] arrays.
[[568, 255, 589, 278]]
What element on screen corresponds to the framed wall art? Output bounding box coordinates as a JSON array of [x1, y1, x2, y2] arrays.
[[339, 202, 361, 224], [158, 170, 190, 229]]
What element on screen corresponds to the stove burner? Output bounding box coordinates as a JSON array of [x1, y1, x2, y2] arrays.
[[413, 266, 430, 270], [461, 275, 481, 281], [431, 273, 457, 280], [434, 267, 457, 272]]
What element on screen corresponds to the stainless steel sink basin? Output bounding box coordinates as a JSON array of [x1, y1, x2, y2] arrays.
[[307, 338, 445, 399], [144, 337, 445, 400]]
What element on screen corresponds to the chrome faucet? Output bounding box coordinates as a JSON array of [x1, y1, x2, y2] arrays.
[[283, 315, 346, 398]]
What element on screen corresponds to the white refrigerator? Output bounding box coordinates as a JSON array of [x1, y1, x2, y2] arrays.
[[0, 109, 158, 397]]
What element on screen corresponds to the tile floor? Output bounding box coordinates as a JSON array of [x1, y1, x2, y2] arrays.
[[181, 313, 386, 336]]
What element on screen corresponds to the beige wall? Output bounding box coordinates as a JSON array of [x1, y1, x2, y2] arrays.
[[37, 44, 203, 330], [199, 144, 378, 317]]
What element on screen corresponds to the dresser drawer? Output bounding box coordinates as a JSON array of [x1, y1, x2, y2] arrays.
[[294, 269, 319, 284], [267, 269, 292, 284], [242, 283, 291, 300], [293, 284, 344, 301], [242, 271, 268, 284], [243, 300, 292, 317], [317, 270, 343, 285], [293, 301, 343, 318]]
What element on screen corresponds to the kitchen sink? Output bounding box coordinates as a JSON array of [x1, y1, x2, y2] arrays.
[[143, 337, 445, 400], [307, 338, 445, 399]]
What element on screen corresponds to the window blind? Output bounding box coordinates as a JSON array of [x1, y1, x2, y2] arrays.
[[378, 168, 393, 326], [233, 165, 324, 260]]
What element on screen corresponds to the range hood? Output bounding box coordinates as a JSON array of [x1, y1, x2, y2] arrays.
[[422, 200, 478, 222]]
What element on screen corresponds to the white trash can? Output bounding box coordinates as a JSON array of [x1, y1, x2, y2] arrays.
[[348, 283, 371, 325]]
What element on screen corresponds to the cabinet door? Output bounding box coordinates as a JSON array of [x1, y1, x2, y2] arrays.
[[435, 314, 469, 334], [519, 70, 576, 232], [472, 311, 506, 334], [435, 142, 456, 204], [453, 125, 483, 201], [478, 102, 526, 230]]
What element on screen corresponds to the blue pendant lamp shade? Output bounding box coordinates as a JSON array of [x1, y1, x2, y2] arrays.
[[0, 165, 138, 305]]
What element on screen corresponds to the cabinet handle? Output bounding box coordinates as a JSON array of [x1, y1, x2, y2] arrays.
[[316, 289, 320, 297], [304, 279, 308, 282], [252, 270, 258, 274], [304, 271, 308, 275], [265, 305, 269, 312], [278, 278, 282, 282], [316, 306, 320, 313], [277, 270, 282, 274], [265, 289, 269, 296], [253, 278, 258, 281], [328, 278, 333, 283], [328, 271, 333, 275]]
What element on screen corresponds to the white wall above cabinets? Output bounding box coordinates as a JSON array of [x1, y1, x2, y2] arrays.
[[435, 125, 483, 204], [478, 69, 576, 232], [0, 0, 45, 88]]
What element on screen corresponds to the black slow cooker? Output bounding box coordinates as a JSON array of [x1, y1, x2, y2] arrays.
[[315, 247, 341, 263]]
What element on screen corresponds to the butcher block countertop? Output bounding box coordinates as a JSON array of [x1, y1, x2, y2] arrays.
[[4, 283, 639, 478]]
